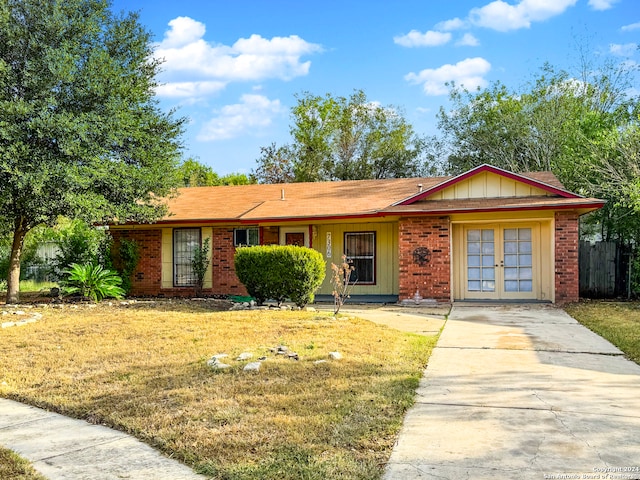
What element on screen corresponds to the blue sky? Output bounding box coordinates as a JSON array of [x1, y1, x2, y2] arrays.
[[111, 0, 639, 175]]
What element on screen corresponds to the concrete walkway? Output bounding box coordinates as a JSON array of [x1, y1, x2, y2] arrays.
[[383, 304, 640, 480], [0, 399, 207, 479]]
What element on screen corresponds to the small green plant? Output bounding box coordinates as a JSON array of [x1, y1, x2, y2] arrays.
[[117, 238, 140, 294], [331, 255, 356, 315], [191, 237, 211, 297], [62, 263, 125, 302]]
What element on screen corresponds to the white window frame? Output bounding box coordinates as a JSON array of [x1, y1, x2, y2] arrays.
[[234, 227, 260, 247]]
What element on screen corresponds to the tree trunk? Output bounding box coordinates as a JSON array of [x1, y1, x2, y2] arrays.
[[5, 219, 29, 304]]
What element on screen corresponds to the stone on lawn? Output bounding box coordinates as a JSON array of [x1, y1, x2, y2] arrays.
[[328, 351, 343, 360], [207, 357, 230, 369], [236, 352, 253, 361], [243, 362, 261, 372]]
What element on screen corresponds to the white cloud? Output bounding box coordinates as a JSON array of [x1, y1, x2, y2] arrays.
[[154, 16, 322, 98], [588, 0, 618, 10], [197, 94, 285, 141], [394, 30, 452, 47], [469, 0, 578, 32], [435, 17, 467, 31], [155, 81, 227, 99], [621, 22, 640, 32], [456, 33, 480, 46], [405, 57, 492, 96], [160, 17, 206, 48], [609, 43, 638, 57]]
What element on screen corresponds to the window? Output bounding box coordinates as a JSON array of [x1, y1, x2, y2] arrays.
[[234, 227, 259, 247], [344, 232, 375, 284], [173, 228, 201, 287]]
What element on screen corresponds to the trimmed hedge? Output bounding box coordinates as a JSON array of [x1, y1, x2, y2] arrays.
[[234, 245, 326, 307]]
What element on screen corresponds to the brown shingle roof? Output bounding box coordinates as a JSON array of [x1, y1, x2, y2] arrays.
[[160, 177, 448, 222], [152, 168, 602, 224]]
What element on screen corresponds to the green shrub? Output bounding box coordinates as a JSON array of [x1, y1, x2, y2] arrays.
[[50, 220, 112, 280], [234, 245, 326, 307], [116, 238, 140, 295], [62, 263, 125, 302]]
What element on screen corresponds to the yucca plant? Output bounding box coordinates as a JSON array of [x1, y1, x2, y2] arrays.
[[62, 263, 125, 302]]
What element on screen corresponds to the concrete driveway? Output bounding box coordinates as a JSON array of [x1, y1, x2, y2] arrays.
[[383, 304, 640, 480]]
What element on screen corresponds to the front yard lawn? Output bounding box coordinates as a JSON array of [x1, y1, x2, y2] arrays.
[[0, 447, 47, 480], [565, 301, 640, 364], [0, 302, 436, 479]]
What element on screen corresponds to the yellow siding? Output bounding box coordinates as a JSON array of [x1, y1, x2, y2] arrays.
[[315, 222, 398, 295], [429, 171, 550, 200], [161, 228, 172, 289], [539, 221, 554, 302]]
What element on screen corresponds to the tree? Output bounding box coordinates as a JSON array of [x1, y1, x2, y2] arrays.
[[176, 158, 254, 187], [0, 0, 185, 303], [438, 62, 637, 188], [254, 90, 433, 183], [253, 143, 296, 184]]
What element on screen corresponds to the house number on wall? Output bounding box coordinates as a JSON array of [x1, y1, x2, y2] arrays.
[[326, 232, 332, 258]]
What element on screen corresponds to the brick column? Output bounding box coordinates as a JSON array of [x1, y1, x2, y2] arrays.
[[212, 227, 248, 296], [398, 216, 451, 302], [554, 211, 579, 304]]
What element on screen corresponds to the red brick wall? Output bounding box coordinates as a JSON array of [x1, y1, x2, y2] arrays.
[[555, 211, 580, 304], [111, 229, 162, 296], [212, 227, 248, 296], [398, 216, 451, 302]]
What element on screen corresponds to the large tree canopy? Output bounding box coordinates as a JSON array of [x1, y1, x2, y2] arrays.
[[254, 90, 435, 183], [0, 0, 185, 302]]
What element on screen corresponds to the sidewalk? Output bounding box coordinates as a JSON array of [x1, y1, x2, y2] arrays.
[[0, 399, 207, 480], [383, 304, 640, 479]]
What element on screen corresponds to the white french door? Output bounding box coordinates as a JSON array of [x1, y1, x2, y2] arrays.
[[463, 224, 539, 300]]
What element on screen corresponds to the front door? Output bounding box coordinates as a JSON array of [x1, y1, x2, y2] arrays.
[[463, 224, 538, 300]]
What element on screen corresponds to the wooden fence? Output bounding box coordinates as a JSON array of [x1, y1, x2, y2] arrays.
[[579, 240, 631, 298]]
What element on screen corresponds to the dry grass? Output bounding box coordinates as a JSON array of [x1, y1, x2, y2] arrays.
[[0, 301, 436, 479], [0, 447, 47, 480], [565, 301, 640, 364]]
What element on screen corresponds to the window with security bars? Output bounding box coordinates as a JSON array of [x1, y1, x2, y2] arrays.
[[344, 232, 375, 284], [173, 228, 201, 287]]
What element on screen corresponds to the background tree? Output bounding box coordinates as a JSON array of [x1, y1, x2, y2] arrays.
[[254, 90, 434, 183], [0, 0, 185, 303], [176, 158, 254, 187], [253, 143, 296, 184]]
